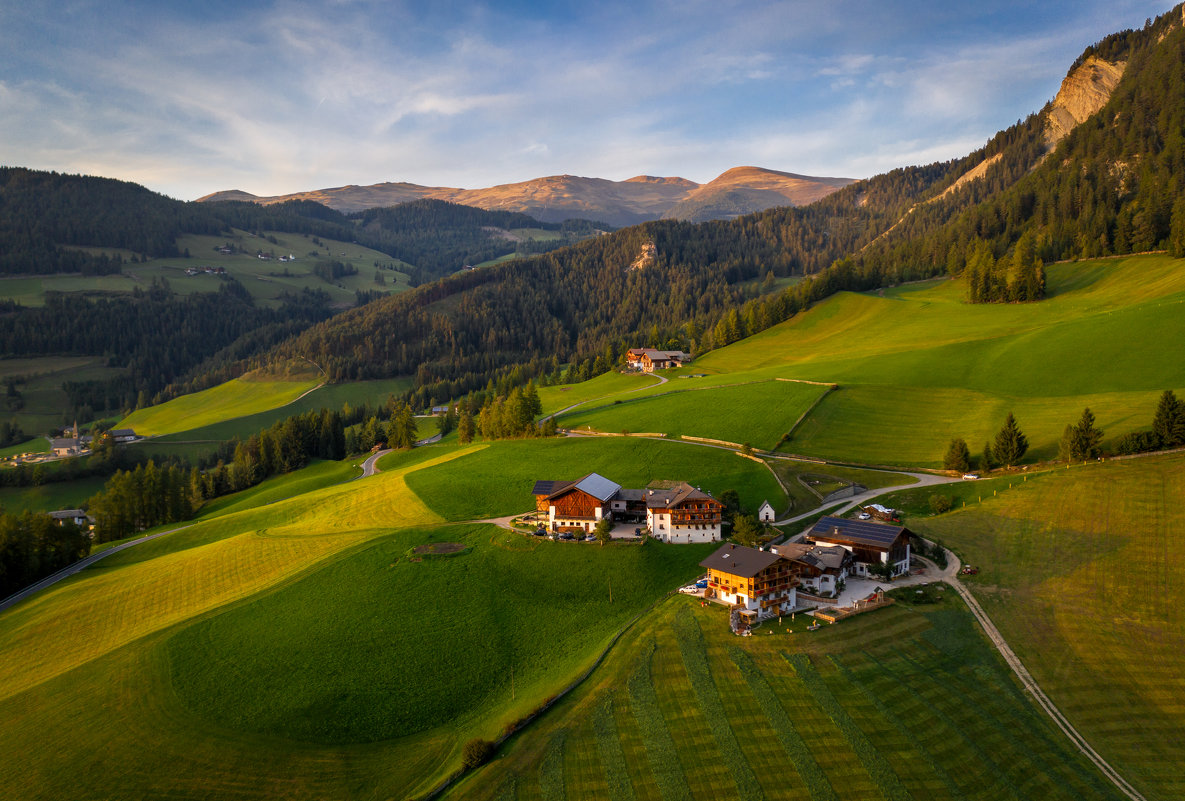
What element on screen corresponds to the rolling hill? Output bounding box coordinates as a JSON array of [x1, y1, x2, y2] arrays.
[[197, 167, 854, 227]]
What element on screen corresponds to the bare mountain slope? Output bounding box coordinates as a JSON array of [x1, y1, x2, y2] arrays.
[[663, 166, 854, 222], [199, 167, 852, 227]]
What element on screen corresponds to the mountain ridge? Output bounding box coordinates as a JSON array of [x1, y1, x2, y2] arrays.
[[197, 166, 855, 227]]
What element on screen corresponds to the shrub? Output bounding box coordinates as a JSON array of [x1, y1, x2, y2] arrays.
[[461, 738, 495, 769], [929, 494, 953, 514]]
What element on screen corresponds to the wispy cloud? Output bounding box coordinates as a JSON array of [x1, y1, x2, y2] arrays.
[[0, 0, 1173, 198]]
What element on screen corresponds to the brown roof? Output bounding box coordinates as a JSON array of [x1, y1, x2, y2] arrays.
[[699, 544, 783, 578], [645, 482, 719, 509]]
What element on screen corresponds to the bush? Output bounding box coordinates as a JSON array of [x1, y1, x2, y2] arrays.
[[929, 494, 953, 514], [461, 737, 495, 769]]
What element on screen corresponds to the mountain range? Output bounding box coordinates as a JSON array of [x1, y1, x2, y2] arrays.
[[198, 166, 856, 227]]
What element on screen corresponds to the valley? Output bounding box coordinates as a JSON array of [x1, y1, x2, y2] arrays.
[[3, 5, 1185, 799]]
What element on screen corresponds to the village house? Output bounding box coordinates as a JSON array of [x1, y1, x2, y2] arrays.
[[50, 422, 91, 457], [106, 428, 139, 443], [47, 509, 90, 528], [806, 516, 913, 578], [700, 543, 799, 622], [531, 473, 723, 542], [625, 349, 692, 372], [771, 541, 853, 596], [645, 483, 723, 543]]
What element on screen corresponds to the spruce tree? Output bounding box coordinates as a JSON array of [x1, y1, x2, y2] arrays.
[[978, 441, 993, 474], [992, 413, 1028, 467], [1152, 389, 1181, 447], [1076, 407, 1103, 459], [943, 438, 971, 472]]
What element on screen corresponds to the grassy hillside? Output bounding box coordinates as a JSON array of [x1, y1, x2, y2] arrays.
[[559, 380, 830, 450], [119, 375, 323, 437], [0, 228, 414, 309], [448, 596, 1124, 801], [0, 439, 756, 800], [0, 356, 127, 435], [542, 256, 1183, 468], [404, 437, 786, 521], [907, 452, 1185, 801]]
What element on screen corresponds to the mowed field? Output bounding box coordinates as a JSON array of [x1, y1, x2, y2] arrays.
[[558, 380, 830, 450], [118, 375, 324, 436], [447, 596, 1124, 801], [0, 438, 749, 800], [906, 452, 1185, 801]]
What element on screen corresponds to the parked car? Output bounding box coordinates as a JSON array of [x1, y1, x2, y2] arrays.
[[584, 534, 597, 542], [678, 585, 700, 594], [695, 579, 708, 589], [558, 532, 575, 540], [857, 512, 871, 520]]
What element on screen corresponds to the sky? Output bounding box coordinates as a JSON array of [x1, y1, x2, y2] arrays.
[[0, 0, 1174, 200]]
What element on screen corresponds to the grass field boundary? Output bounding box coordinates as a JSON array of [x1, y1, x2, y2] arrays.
[[778, 382, 836, 446], [943, 570, 1148, 801]]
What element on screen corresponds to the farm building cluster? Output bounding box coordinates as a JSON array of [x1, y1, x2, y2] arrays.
[[624, 349, 692, 372], [532, 472, 724, 543], [697, 516, 914, 625], [49, 425, 139, 458]]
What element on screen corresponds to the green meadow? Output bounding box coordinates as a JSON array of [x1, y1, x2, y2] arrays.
[[3, 228, 415, 308], [404, 437, 787, 521], [558, 380, 830, 450], [449, 596, 1124, 801], [906, 452, 1185, 801], [0, 356, 127, 435], [546, 256, 1185, 468], [119, 375, 323, 436], [0, 439, 753, 799], [537, 371, 664, 417]]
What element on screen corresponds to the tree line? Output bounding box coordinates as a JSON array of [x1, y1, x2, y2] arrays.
[[0, 512, 91, 599]]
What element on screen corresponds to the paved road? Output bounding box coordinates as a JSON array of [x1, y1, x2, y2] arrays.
[[0, 524, 191, 614], [357, 448, 393, 478], [774, 470, 960, 526]]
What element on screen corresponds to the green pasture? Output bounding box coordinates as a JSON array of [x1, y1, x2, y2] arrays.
[[666, 255, 1185, 467], [450, 596, 1123, 801], [538, 371, 664, 417], [136, 377, 414, 459], [558, 380, 830, 450], [0, 356, 127, 435], [0, 474, 108, 516], [762, 458, 919, 515], [119, 376, 323, 437], [0, 440, 719, 799], [0, 436, 49, 459], [403, 437, 786, 522], [907, 452, 1185, 801], [194, 459, 361, 520]]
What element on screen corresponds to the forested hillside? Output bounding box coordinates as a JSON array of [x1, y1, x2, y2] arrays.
[[260, 7, 1185, 408]]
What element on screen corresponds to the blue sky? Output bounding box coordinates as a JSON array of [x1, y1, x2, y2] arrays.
[[0, 0, 1172, 199]]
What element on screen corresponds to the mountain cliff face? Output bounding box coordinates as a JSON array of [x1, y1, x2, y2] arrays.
[[1044, 55, 1126, 147], [198, 167, 852, 227]]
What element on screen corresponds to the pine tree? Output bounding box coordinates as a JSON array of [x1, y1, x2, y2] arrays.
[[978, 441, 993, 474], [992, 413, 1029, 467], [1152, 389, 1182, 447], [943, 438, 971, 472], [1075, 407, 1103, 459]]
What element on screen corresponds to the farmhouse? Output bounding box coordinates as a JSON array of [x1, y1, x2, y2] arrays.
[[47, 509, 90, 528], [106, 428, 139, 443], [700, 543, 798, 621], [532, 473, 723, 542], [772, 541, 853, 596], [806, 516, 913, 578], [645, 483, 723, 543], [625, 349, 692, 372]]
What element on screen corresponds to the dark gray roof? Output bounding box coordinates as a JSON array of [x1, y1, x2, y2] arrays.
[[808, 516, 910, 550], [699, 544, 783, 578], [616, 488, 646, 501], [532, 480, 571, 496], [108, 428, 137, 437], [48, 509, 86, 519]]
